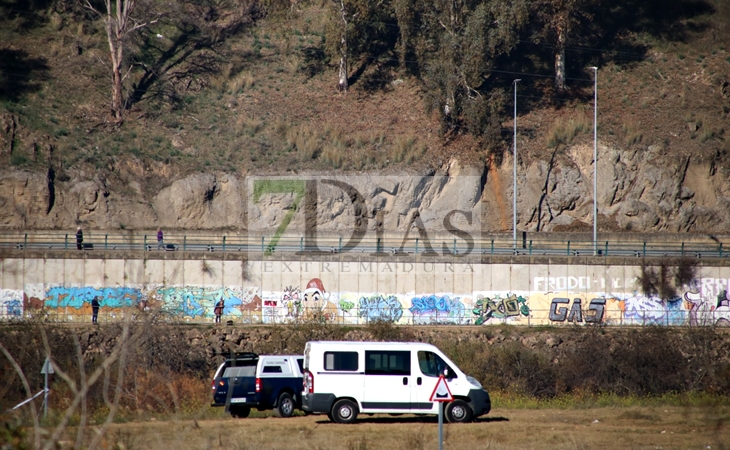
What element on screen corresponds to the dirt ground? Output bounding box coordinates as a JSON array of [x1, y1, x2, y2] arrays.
[[66, 405, 729, 450]]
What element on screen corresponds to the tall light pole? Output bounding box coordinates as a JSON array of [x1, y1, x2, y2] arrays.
[[590, 67, 598, 255], [513, 79, 521, 250]]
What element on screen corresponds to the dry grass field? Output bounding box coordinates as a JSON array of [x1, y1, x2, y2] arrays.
[[61, 405, 729, 450]]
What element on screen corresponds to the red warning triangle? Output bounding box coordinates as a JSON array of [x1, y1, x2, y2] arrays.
[[429, 375, 454, 402]]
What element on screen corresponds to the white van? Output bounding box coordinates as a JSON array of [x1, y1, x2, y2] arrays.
[[301, 341, 491, 423]]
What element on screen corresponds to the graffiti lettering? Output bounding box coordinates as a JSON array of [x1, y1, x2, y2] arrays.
[[549, 298, 606, 323], [473, 294, 529, 325], [359, 295, 403, 322], [409, 295, 465, 324]]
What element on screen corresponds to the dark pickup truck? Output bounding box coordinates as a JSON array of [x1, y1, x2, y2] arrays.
[[211, 352, 305, 418]]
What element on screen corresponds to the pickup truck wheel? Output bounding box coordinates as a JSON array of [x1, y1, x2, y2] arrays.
[[230, 406, 251, 418], [275, 392, 295, 418], [445, 400, 473, 423], [332, 399, 358, 424]]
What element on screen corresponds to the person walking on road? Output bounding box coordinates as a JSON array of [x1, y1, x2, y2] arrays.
[[91, 296, 100, 324], [157, 227, 164, 250], [76, 226, 83, 250]]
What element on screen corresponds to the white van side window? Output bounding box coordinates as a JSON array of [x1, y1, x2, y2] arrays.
[[417, 351, 455, 378], [324, 351, 359, 371], [365, 351, 411, 375]]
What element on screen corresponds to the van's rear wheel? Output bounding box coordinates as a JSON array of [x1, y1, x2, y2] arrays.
[[331, 399, 358, 424], [275, 392, 295, 418], [230, 406, 251, 418], [445, 400, 473, 423]]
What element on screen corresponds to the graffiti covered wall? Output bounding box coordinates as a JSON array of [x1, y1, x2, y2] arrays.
[[1, 258, 730, 326]]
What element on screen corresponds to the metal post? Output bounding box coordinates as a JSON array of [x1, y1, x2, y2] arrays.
[[44, 368, 48, 418], [105, 234, 108, 250], [513, 79, 521, 250], [415, 238, 419, 255], [438, 402, 444, 450], [590, 67, 598, 255], [223, 236, 226, 252]]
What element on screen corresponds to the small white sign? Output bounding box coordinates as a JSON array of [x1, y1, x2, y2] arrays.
[[429, 375, 453, 403], [230, 398, 247, 403], [40, 357, 54, 375]]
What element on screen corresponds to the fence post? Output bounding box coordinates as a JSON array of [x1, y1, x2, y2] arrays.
[[105, 234, 108, 250], [681, 242, 685, 257], [415, 238, 419, 255], [453, 238, 457, 255], [223, 236, 226, 253], [377, 238, 381, 254], [339, 236, 342, 253], [720, 243, 724, 258], [529, 240, 533, 255], [64, 234, 68, 250], [300, 236, 303, 252], [261, 236, 265, 253], [567, 241, 571, 256], [24, 233, 27, 250], [184, 235, 187, 252], [643, 242, 646, 257], [144, 235, 147, 251]]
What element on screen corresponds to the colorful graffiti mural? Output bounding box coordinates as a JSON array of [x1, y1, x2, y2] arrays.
[[1, 289, 23, 319], [359, 295, 404, 322], [409, 295, 466, 324], [473, 293, 530, 325], [4, 273, 730, 326]]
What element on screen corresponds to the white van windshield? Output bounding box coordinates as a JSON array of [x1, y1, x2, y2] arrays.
[[417, 351, 456, 378]]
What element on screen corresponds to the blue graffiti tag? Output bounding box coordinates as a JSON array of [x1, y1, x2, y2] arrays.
[[358, 295, 403, 322], [45, 287, 142, 309], [3, 299, 22, 317], [409, 295, 466, 324]]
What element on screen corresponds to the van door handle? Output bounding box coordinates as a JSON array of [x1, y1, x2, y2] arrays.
[[403, 377, 408, 385], [417, 377, 422, 385]]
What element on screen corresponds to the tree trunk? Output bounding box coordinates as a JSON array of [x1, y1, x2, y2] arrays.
[[337, 0, 348, 92], [554, 22, 566, 91]]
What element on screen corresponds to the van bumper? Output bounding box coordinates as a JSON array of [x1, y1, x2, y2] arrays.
[[468, 389, 491, 417], [302, 393, 336, 414]]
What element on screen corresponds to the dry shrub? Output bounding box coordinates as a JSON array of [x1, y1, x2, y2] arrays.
[[123, 368, 208, 415], [547, 116, 590, 148], [623, 122, 643, 146], [236, 114, 264, 137], [391, 135, 415, 163], [286, 124, 320, 160]]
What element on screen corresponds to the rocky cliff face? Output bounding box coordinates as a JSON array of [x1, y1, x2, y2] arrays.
[[1, 141, 728, 233]]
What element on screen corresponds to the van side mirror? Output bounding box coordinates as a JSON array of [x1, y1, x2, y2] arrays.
[[443, 368, 451, 379]]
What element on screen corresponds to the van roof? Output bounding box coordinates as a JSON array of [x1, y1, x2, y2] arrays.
[[306, 341, 438, 348]]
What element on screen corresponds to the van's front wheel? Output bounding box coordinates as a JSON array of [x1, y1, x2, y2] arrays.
[[445, 400, 473, 423], [331, 399, 358, 424], [275, 392, 295, 418]]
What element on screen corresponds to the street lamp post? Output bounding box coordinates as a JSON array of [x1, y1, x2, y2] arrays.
[[589, 67, 598, 255], [513, 79, 521, 250]]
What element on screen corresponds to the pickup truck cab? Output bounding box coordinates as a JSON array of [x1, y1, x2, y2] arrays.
[[211, 352, 305, 418]]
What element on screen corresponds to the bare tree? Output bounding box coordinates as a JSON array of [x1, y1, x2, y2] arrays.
[[531, 0, 595, 92], [84, 0, 160, 121], [333, 0, 353, 92]]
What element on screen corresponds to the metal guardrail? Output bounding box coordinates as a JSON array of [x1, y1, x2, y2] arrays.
[[0, 231, 728, 259]]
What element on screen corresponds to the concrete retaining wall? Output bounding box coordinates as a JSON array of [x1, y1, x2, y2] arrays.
[[2, 256, 730, 326]]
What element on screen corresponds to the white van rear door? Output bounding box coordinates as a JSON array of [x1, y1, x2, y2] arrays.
[[361, 350, 411, 412]]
